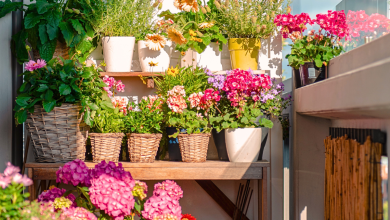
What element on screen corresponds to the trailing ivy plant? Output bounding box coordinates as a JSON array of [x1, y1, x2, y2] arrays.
[[7, 0, 97, 63], [14, 58, 110, 127]]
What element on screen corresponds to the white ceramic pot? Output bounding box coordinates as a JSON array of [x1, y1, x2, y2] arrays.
[[197, 42, 223, 71], [102, 36, 135, 72], [138, 41, 173, 72], [225, 127, 262, 162]]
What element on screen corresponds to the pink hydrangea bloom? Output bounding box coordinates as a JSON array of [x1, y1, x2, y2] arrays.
[[61, 207, 97, 220], [37, 187, 76, 205], [1, 162, 32, 188], [56, 159, 91, 187], [90, 161, 135, 187], [153, 180, 183, 201], [142, 191, 182, 220], [89, 174, 135, 220]]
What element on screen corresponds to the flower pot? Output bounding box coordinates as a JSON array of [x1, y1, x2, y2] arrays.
[[298, 62, 327, 87], [138, 41, 173, 72], [225, 128, 262, 162], [127, 133, 162, 163], [25, 104, 89, 163], [166, 127, 184, 161], [178, 133, 211, 163], [211, 129, 229, 161], [89, 133, 124, 162], [102, 36, 135, 72], [197, 42, 223, 71], [32, 40, 70, 61], [228, 38, 261, 70]]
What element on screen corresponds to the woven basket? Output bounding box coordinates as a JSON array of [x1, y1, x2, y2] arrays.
[[25, 104, 89, 163], [32, 40, 70, 61], [89, 133, 123, 162], [178, 133, 211, 163], [127, 133, 162, 163]]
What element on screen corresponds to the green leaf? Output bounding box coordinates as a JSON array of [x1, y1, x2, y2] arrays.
[[88, 102, 99, 111], [241, 117, 249, 124], [38, 24, 48, 45], [11, 30, 29, 63], [0, 2, 23, 18], [46, 24, 58, 40], [59, 22, 75, 46], [45, 89, 53, 101], [59, 84, 71, 95], [259, 118, 273, 128], [16, 96, 31, 106], [42, 100, 56, 112], [37, 38, 57, 61], [71, 83, 81, 93], [24, 12, 43, 29], [36, 0, 53, 14], [81, 70, 92, 79], [65, 95, 75, 102], [314, 58, 323, 68], [70, 19, 85, 35], [201, 35, 211, 45], [19, 82, 28, 92], [17, 110, 28, 124], [46, 10, 61, 27], [59, 70, 69, 81], [37, 84, 49, 92]]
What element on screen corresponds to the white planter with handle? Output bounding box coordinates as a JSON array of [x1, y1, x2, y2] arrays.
[[225, 127, 262, 162], [197, 42, 223, 71], [138, 40, 172, 72], [102, 36, 135, 72]]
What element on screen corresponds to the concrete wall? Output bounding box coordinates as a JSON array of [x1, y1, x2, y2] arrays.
[[0, 13, 13, 171]]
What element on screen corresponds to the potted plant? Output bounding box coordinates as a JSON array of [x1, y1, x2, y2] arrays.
[[275, 10, 348, 87], [89, 75, 126, 162], [2, 0, 98, 63], [136, 3, 173, 72], [166, 86, 220, 163], [14, 57, 106, 162], [216, 0, 287, 70], [154, 66, 210, 160], [208, 69, 275, 162], [124, 95, 164, 162], [159, 0, 227, 71], [92, 0, 159, 72]]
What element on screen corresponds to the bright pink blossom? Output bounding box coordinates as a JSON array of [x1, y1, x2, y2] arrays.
[[89, 174, 135, 220], [90, 161, 135, 187], [0, 176, 11, 189], [187, 92, 203, 109], [111, 96, 129, 115], [37, 187, 76, 205], [102, 75, 125, 97], [153, 180, 183, 201], [61, 207, 97, 220], [25, 59, 46, 71], [167, 95, 187, 113], [56, 159, 91, 187], [142, 192, 182, 220]]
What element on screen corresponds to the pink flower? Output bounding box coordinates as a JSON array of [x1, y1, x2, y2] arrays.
[[0, 175, 11, 189], [89, 174, 135, 220], [142, 95, 163, 110], [90, 161, 135, 187], [61, 207, 97, 220], [25, 60, 46, 71], [168, 86, 186, 97], [116, 80, 125, 92], [111, 96, 129, 115], [37, 187, 76, 205], [142, 191, 182, 220], [36, 59, 47, 68], [56, 159, 91, 187], [167, 95, 187, 113], [153, 180, 183, 201], [187, 92, 203, 109], [102, 75, 125, 96], [12, 173, 33, 186], [4, 162, 20, 177]]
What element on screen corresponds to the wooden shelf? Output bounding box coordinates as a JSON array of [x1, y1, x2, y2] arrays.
[[101, 72, 163, 77], [26, 160, 269, 180]]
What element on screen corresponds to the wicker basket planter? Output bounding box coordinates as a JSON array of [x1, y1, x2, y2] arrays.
[[32, 40, 70, 61], [89, 133, 124, 162], [25, 104, 89, 163], [127, 133, 162, 163], [177, 133, 211, 163]]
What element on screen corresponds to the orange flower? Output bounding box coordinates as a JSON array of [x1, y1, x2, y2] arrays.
[[145, 33, 167, 51], [167, 27, 187, 45], [174, 0, 199, 12]]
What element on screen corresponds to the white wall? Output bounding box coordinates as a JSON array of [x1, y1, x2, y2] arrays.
[[0, 13, 13, 171]]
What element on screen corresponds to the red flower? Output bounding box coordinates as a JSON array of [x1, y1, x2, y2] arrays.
[[181, 214, 196, 220]]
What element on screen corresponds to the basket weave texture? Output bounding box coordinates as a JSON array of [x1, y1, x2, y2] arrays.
[[127, 133, 162, 163], [32, 40, 70, 61], [178, 133, 211, 163], [26, 104, 89, 163], [89, 133, 123, 163]]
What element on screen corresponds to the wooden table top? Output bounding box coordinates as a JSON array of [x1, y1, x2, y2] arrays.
[[26, 160, 269, 180]]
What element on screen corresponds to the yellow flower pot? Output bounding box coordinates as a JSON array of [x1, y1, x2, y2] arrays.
[[228, 38, 261, 70]]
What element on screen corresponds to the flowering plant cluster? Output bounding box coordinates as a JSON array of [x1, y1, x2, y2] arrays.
[[103, 75, 125, 98], [0, 162, 33, 219], [345, 10, 390, 49], [14, 58, 110, 127], [124, 95, 165, 134], [275, 10, 348, 69]]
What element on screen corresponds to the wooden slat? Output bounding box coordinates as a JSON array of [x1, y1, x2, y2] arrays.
[[27, 161, 267, 180], [196, 180, 250, 220]]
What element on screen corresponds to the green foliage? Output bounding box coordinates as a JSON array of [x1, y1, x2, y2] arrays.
[[154, 66, 209, 99], [14, 59, 106, 126], [91, 108, 125, 133], [0, 0, 23, 18], [124, 98, 164, 134], [160, 0, 227, 53], [19, 201, 64, 220], [168, 109, 211, 137], [91, 0, 158, 38], [0, 182, 30, 219], [216, 0, 289, 38], [286, 35, 343, 69]]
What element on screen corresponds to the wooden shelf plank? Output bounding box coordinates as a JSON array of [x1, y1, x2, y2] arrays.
[[26, 160, 269, 180]]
